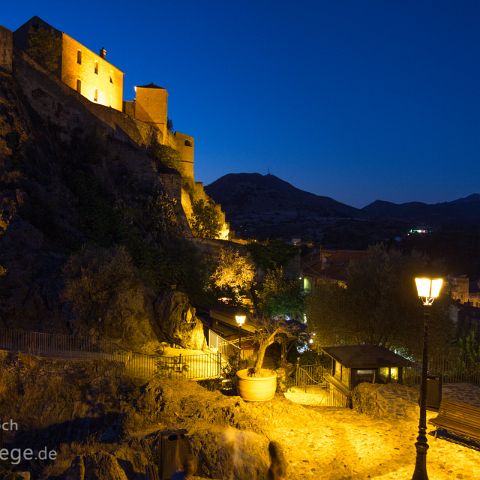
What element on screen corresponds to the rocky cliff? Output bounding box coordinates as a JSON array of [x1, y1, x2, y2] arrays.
[[0, 50, 205, 349]]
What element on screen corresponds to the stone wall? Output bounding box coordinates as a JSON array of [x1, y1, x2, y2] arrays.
[[351, 382, 419, 420], [174, 131, 194, 180], [0, 26, 12, 72]]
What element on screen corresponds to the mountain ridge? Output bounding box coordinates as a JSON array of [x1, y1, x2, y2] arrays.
[[206, 173, 480, 243]]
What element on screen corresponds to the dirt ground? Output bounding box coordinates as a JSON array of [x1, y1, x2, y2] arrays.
[[258, 385, 480, 480]]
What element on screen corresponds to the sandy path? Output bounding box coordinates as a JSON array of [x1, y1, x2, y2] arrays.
[[246, 398, 479, 479]]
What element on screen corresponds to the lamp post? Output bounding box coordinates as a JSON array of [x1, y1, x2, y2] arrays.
[[412, 277, 443, 480], [235, 314, 246, 361]]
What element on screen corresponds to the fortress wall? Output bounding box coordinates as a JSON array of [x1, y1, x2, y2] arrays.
[[0, 26, 13, 72], [15, 50, 164, 149], [61, 33, 123, 111], [174, 131, 194, 180]]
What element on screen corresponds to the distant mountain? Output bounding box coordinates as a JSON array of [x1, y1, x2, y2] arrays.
[[206, 173, 358, 218], [205, 174, 365, 244], [206, 173, 480, 245], [361, 194, 480, 226]]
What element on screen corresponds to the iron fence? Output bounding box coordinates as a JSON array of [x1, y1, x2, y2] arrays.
[[0, 327, 221, 381], [294, 363, 327, 390], [326, 385, 350, 407], [156, 352, 222, 380], [208, 329, 240, 360], [403, 356, 480, 387], [207, 329, 256, 362]]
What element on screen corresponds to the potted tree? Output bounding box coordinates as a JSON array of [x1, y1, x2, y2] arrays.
[[236, 267, 304, 401], [210, 249, 303, 401], [236, 317, 287, 401]]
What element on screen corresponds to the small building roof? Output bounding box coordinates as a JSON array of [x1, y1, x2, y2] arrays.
[[137, 83, 166, 89], [322, 345, 413, 369], [209, 306, 257, 334]]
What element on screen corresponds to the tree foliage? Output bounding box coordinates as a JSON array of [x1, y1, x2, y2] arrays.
[[191, 199, 222, 239], [26, 26, 61, 73], [306, 244, 453, 358], [62, 246, 146, 340], [210, 248, 255, 304], [255, 267, 304, 320], [457, 325, 480, 366], [148, 140, 182, 172], [146, 190, 180, 240], [247, 240, 298, 272]]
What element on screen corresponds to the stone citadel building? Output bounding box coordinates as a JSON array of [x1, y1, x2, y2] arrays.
[[4, 16, 228, 238]]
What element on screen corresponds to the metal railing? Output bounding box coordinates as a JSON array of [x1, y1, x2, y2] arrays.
[[326, 385, 350, 407], [208, 329, 240, 361], [403, 356, 480, 387], [0, 327, 221, 380], [207, 329, 256, 361], [157, 352, 222, 380], [290, 363, 350, 407], [294, 363, 327, 390]]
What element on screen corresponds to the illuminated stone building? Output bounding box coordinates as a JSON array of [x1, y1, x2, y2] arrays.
[[14, 16, 123, 111], [12, 15, 228, 239], [449, 275, 480, 308]]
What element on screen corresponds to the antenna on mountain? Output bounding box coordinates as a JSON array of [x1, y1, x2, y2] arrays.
[[267, 167, 271, 176]]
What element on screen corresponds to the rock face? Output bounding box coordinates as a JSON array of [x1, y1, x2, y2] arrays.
[[0, 354, 272, 480], [351, 382, 419, 420], [154, 290, 206, 349], [0, 48, 200, 346], [62, 454, 129, 480]]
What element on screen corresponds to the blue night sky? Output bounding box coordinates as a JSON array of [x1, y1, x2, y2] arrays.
[[4, 1, 480, 207]]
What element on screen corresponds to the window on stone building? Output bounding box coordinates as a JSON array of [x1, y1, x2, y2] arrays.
[[109, 75, 113, 84], [94, 89, 98, 102], [77, 50, 82, 64], [76, 79, 81, 93], [184, 140, 192, 147], [94, 62, 98, 74]]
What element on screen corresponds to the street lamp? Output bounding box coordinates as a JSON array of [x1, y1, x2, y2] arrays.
[[412, 277, 443, 480], [235, 314, 246, 357]]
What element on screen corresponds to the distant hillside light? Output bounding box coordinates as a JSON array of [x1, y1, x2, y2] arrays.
[[415, 278, 443, 305]]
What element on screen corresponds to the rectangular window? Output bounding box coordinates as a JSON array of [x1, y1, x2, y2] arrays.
[[76, 79, 81, 93], [77, 50, 82, 64], [94, 89, 98, 102], [109, 75, 113, 84], [94, 62, 98, 74]]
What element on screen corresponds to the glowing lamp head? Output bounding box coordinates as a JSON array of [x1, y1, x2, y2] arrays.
[[235, 314, 246, 326], [415, 277, 443, 305]]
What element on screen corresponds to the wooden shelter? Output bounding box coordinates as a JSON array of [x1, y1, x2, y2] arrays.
[[322, 345, 413, 397]]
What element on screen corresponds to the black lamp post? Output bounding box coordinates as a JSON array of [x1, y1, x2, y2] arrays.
[[412, 277, 443, 480]]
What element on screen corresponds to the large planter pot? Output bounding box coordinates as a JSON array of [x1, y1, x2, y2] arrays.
[[237, 369, 277, 401]]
